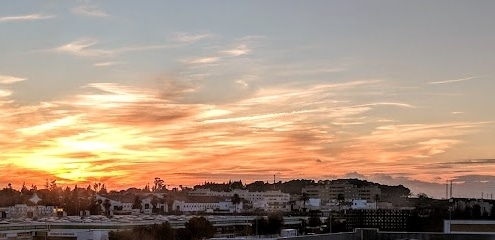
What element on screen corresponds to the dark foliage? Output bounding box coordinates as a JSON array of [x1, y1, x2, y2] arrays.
[[177, 216, 215, 240], [108, 223, 175, 240]]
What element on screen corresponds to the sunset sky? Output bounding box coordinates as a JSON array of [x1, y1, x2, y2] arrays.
[[1, 1, 494, 198]]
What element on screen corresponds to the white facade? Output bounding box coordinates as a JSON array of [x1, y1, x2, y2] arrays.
[[8, 204, 56, 218], [188, 189, 289, 211], [173, 200, 242, 213], [351, 199, 377, 209], [95, 194, 167, 215]]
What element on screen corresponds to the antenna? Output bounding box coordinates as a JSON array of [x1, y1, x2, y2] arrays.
[[446, 181, 448, 199], [450, 180, 453, 198]]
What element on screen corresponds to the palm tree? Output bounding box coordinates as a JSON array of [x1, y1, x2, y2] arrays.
[[231, 193, 241, 213]]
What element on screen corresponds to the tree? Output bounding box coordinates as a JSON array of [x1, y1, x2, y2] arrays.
[[300, 193, 309, 213], [308, 214, 321, 227], [20, 182, 29, 195], [109, 223, 174, 240], [252, 215, 283, 236], [132, 196, 142, 212], [472, 204, 482, 219], [231, 193, 241, 213], [252, 217, 268, 236], [150, 196, 159, 214], [99, 184, 108, 194], [266, 213, 283, 235], [153, 177, 165, 192], [179, 216, 215, 240], [103, 199, 112, 216]]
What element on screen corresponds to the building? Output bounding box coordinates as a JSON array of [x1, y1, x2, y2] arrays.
[[172, 196, 242, 213], [302, 182, 381, 203], [351, 199, 377, 210], [445, 220, 495, 234], [345, 209, 412, 231], [452, 198, 493, 217], [188, 189, 289, 212], [7, 204, 56, 218], [95, 193, 168, 215]]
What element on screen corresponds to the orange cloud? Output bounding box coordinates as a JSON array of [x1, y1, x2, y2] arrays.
[[0, 79, 492, 192]]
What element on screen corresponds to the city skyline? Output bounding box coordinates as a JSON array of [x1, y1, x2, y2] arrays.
[[1, 1, 494, 198]]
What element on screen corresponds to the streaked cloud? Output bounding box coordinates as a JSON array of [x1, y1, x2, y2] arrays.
[[185, 57, 220, 64], [93, 61, 125, 67], [51, 39, 168, 57], [171, 32, 213, 44], [222, 44, 251, 56], [0, 89, 12, 97], [0, 74, 26, 84], [0, 14, 55, 23], [53, 39, 108, 57], [0, 75, 492, 194], [429, 76, 478, 85], [71, 5, 109, 18]]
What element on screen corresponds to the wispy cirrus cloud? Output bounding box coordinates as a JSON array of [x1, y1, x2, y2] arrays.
[[50, 39, 169, 57], [71, 5, 109, 18], [0, 74, 26, 84], [93, 61, 125, 67], [222, 44, 251, 56], [429, 76, 479, 84], [53, 39, 109, 57], [0, 14, 56, 23], [171, 32, 213, 44], [184, 57, 220, 65]]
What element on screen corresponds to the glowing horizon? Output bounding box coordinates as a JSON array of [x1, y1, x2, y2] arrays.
[[1, 1, 494, 198]]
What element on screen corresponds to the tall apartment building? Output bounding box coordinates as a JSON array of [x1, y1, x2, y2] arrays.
[[302, 182, 381, 203]]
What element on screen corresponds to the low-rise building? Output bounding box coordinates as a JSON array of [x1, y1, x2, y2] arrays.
[[351, 199, 377, 210], [7, 204, 56, 218], [172, 196, 242, 213], [188, 189, 289, 212]]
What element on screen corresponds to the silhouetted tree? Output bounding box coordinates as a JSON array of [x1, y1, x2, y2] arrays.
[[300, 193, 309, 213], [472, 204, 482, 218], [150, 196, 159, 214], [103, 199, 111, 216], [266, 213, 283, 235], [109, 223, 174, 240], [179, 217, 215, 240], [231, 193, 241, 213], [308, 214, 322, 227], [132, 196, 142, 211], [153, 177, 165, 192]]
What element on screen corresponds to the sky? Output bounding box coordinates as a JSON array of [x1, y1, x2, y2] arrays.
[[1, 1, 494, 198]]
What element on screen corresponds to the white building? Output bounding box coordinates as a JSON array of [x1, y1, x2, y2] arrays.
[[95, 193, 168, 215], [188, 189, 289, 212], [351, 199, 377, 210], [172, 196, 242, 213], [8, 204, 56, 218]]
